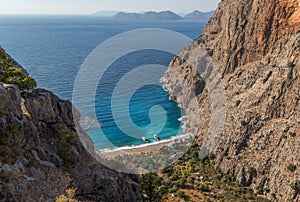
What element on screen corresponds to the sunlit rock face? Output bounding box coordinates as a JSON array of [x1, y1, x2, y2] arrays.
[[163, 0, 300, 201]]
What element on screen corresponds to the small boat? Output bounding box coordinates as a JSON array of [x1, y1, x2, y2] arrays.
[[154, 135, 160, 141], [141, 136, 149, 143]]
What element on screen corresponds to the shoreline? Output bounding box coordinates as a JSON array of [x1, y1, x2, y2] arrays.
[[92, 84, 191, 160], [95, 134, 193, 159]]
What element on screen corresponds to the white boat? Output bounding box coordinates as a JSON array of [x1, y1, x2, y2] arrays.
[[141, 136, 149, 143], [154, 135, 160, 141]]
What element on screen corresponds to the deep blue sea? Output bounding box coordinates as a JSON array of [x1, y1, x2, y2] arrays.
[[0, 15, 205, 150]]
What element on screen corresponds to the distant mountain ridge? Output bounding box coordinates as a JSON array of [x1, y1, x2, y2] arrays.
[[184, 10, 215, 22], [93, 10, 215, 21], [113, 10, 182, 21]]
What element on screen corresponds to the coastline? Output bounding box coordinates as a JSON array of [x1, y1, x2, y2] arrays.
[[96, 134, 193, 159], [93, 83, 192, 160]]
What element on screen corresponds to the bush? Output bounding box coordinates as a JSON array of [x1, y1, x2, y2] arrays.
[[168, 187, 177, 193], [287, 62, 296, 68], [248, 167, 257, 175], [56, 187, 78, 202], [57, 131, 78, 170], [0, 67, 37, 91], [198, 183, 210, 192], [281, 133, 288, 139], [176, 190, 185, 198], [0, 124, 22, 163], [289, 132, 296, 137], [287, 164, 297, 172], [140, 173, 165, 202], [241, 120, 247, 126], [235, 100, 241, 107]]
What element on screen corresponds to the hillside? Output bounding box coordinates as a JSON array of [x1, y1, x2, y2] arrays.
[[163, 0, 300, 201], [0, 47, 140, 201]]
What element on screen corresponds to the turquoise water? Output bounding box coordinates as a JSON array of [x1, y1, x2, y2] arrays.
[[0, 15, 204, 149]]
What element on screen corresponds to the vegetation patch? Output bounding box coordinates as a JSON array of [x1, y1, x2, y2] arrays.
[[0, 47, 36, 91], [287, 164, 297, 172], [287, 62, 296, 68], [137, 143, 270, 201], [0, 124, 23, 164], [289, 132, 296, 137], [235, 100, 241, 107], [0, 170, 20, 184], [56, 129, 78, 171], [56, 187, 78, 202], [241, 120, 247, 126]]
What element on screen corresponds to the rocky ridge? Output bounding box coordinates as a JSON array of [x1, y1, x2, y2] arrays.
[[0, 46, 140, 202], [163, 0, 300, 201]]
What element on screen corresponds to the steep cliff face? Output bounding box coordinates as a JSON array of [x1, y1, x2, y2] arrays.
[[163, 0, 299, 201], [198, 0, 299, 74], [0, 82, 140, 201]]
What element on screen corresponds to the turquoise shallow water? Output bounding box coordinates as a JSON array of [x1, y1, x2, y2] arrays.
[[0, 15, 204, 149]]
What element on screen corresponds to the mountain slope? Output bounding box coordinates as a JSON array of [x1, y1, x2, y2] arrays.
[[163, 0, 300, 201], [0, 47, 140, 201]]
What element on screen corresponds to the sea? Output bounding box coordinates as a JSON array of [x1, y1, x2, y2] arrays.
[[0, 15, 205, 150]]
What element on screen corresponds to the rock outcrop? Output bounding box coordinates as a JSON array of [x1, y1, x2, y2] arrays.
[[163, 0, 299, 201], [0, 83, 140, 201]]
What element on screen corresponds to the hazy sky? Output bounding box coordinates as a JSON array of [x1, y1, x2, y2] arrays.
[[0, 0, 220, 15]]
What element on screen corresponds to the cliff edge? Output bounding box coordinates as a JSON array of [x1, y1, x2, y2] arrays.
[[0, 48, 140, 201], [163, 0, 299, 201]]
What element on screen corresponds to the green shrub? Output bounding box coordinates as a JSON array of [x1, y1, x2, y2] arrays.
[[289, 132, 296, 137], [235, 100, 241, 107], [176, 190, 185, 198], [168, 187, 177, 193], [281, 133, 287, 139], [57, 141, 77, 170], [0, 67, 37, 91], [140, 173, 165, 202], [291, 183, 300, 192], [264, 188, 270, 193], [287, 62, 296, 68], [229, 175, 236, 182], [198, 183, 210, 192], [256, 187, 263, 195], [287, 164, 297, 172], [57, 131, 78, 170], [241, 120, 247, 126], [248, 167, 256, 175], [0, 124, 22, 163]]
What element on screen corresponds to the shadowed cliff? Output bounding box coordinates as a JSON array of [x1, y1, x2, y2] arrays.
[[0, 47, 140, 201]]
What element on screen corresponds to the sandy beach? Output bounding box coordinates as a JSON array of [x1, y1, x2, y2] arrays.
[[96, 134, 193, 159]]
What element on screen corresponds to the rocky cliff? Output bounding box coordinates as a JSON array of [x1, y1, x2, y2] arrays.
[[163, 0, 299, 201], [0, 48, 140, 201]]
